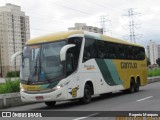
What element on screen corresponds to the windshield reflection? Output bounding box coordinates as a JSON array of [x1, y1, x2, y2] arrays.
[[21, 41, 66, 83]]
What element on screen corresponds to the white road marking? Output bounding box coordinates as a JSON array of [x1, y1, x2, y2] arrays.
[[137, 96, 153, 102], [72, 113, 99, 120]]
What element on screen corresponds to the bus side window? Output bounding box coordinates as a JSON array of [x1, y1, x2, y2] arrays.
[[83, 37, 97, 62], [66, 51, 74, 75], [67, 37, 82, 76]]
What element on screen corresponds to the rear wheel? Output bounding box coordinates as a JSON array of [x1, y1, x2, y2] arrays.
[[129, 79, 135, 93], [44, 101, 56, 107], [135, 79, 140, 92], [79, 84, 92, 104]]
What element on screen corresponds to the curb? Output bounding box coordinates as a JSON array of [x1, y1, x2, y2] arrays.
[[0, 92, 22, 109], [148, 76, 160, 83], [0, 77, 160, 109]]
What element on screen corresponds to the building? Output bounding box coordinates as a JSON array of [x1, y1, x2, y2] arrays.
[[158, 45, 160, 58], [68, 23, 103, 34], [0, 3, 30, 77], [146, 40, 160, 65]]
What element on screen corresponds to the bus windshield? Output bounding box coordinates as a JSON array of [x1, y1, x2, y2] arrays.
[[21, 41, 66, 84]]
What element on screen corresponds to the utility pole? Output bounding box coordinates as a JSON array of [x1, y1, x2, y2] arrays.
[[100, 15, 111, 35], [123, 8, 141, 43]]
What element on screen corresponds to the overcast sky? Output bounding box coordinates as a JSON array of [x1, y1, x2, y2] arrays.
[[0, 0, 160, 47]]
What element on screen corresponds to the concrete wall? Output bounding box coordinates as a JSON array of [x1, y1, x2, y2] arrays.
[[0, 93, 23, 108]]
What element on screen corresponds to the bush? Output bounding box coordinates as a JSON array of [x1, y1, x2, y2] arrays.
[[6, 71, 20, 78], [148, 68, 160, 77], [0, 80, 20, 94]]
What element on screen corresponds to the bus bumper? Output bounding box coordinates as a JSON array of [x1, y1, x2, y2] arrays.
[[20, 88, 68, 103]]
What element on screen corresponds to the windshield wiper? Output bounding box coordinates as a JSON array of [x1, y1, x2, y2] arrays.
[[28, 58, 39, 84]]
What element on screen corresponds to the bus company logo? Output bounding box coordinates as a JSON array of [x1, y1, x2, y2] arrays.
[[84, 64, 96, 70], [69, 87, 79, 98], [121, 62, 137, 69], [2, 112, 11, 117]]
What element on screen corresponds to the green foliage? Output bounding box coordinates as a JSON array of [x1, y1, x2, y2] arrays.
[[148, 68, 160, 77], [0, 80, 20, 94], [147, 57, 151, 66], [6, 71, 20, 78], [156, 58, 160, 67]]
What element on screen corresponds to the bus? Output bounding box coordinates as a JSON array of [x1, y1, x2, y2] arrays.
[[12, 30, 147, 106]]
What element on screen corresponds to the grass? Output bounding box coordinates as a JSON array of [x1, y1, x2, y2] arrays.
[[0, 79, 20, 94], [148, 68, 160, 77]]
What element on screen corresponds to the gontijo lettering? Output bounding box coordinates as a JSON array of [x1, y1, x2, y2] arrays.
[[121, 62, 137, 69]]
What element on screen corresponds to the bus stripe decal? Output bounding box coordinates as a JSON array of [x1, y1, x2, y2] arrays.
[[95, 59, 117, 86], [104, 59, 122, 85]]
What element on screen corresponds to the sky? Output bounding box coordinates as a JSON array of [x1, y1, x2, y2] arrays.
[[0, 0, 160, 47]]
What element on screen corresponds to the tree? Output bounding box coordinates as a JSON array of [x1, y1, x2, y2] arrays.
[[156, 58, 160, 67], [147, 57, 151, 66], [6, 71, 20, 78]]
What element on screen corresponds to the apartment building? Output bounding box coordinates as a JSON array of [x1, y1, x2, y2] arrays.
[[0, 3, 30, 77], [146, 40, 160, 65], [68, 23, 103, 34]]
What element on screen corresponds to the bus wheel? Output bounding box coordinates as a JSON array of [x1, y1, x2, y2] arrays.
[[135, 79, 140, 92], [129, 79, 135, 93], [44, 101, 56, 107], [79, 84, 92, 104]]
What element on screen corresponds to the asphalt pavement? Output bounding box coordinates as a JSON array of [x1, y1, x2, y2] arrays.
[[1, 82, 160, 120]]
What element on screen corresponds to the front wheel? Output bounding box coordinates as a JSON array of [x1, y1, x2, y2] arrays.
[[44, 101, 56, 107], [79, 84, 92, 104]]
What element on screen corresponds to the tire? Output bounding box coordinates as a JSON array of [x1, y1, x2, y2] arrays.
[[44, 101, 56, 107], [129, 79, 135, 93], [135, 79, 140, 92], [79, 84, 92, 104]]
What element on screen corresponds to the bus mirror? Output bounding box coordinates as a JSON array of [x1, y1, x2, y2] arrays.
[[11, 51, 22, 63], [60, 44, 75, 61]]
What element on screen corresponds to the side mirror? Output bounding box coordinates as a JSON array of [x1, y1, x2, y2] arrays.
[[60, 44, 75, 61], [11, 51, 22, 63]]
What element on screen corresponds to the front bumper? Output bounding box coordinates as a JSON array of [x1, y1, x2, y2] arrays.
[[20, 87, 68, 103]]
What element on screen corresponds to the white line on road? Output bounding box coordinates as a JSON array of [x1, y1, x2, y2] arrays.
[[137, 96, 153, 102], [72, 113, 99, 120]]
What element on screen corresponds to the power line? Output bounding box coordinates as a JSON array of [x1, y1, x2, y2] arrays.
[[49, 0, 90, 15], [87, 0, 123, 13]]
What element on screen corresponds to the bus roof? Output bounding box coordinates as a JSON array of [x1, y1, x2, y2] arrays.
[[26, 30, 143, 47]]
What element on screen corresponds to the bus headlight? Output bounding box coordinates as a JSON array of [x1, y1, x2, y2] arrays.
[[53, 84, 64, 91], [56, 85, 61, 89], [20, 84, 24, 91], [52, 81, 70, 91]]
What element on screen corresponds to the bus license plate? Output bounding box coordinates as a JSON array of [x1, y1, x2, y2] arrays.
[[35, 96, 44, 100]]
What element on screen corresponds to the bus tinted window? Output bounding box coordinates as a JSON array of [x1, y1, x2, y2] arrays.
[[83, 37, 145, 62], [67, 37, 82, 75], [83, 38, 97, 62]]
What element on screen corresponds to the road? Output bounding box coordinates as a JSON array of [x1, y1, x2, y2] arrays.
[[1, 82, 160, 120]]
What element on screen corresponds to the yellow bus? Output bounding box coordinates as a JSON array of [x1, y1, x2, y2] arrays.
[[12, 30, 147, 106]]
